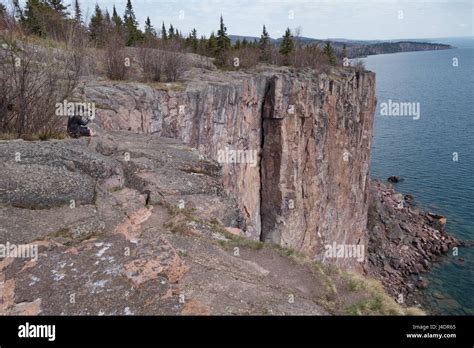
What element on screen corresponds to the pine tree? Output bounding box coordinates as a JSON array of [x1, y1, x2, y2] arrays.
[[168, 24, 174, 39], [21, 0, 69, 36], [123, 0, 143, 45], [324, 40, 336, 65], [89, 4, 104, 42], [190, 28, 198, 52], [342, 44, 348, 58], [112, 5, 122, 28], [260, 25, 270, 46], [161, 22, 167, 40], [73, 0, 81, 23], [279, 28, 294, 57], [144, 16, 156, 37], [259, 25, 271, 62], [216, 15, 230, 50], [104, 9, 111, 25], [22, 0, 46, 36], [234, 39, 241, 50], [215, 15, 230, 65], [46, 0, 68, 17], [242, 37, 248, 48]]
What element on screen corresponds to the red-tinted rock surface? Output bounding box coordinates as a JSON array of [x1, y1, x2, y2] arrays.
[[83, 67, 376, 271]]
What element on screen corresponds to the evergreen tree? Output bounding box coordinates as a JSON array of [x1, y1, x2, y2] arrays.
[[259, 25, 270, 46], [104, 9, 112, 29], [112, 5, 122, 28], [259, 24, 271, 61], [189, 28, 198, 52], [21, 0, 70, 36], [241, 37, 248, 48], [161, 21, 167, 40], [207, 31, 217, 56], [144, 16, 156, 36], [215, 15, 230, 64], [73, 0, 81, 23], [234, 39, 241, 50], [123, 0, 143, 45], [22, 0, 47, 36], [89, 4, 104, 42], [168, 24, 174, 39], [323, 40, 336, 65], [46, 0, 68, 17], [279, 28, 294, 56]]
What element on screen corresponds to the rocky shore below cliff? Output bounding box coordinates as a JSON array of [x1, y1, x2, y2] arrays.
[[367, 180, 470, 311]]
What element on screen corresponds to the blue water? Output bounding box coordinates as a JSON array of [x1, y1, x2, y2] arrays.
[[363, 38, 474, 315]]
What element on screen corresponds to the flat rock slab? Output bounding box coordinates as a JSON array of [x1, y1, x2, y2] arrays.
[[3, 233, 184, 315], [0, 204, 100, 244], [0, 163, 96, 209]]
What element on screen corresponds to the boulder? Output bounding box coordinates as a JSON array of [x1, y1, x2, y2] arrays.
[[387, 176, 404, 183], [416, 278, 429, 289], [404, 194, 414, 203]]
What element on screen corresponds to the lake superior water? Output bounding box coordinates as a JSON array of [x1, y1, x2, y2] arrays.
[[363, 38, 474, 315]]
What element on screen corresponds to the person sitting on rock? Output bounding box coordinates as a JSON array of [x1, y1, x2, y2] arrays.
[[67, 115, 95, 138]]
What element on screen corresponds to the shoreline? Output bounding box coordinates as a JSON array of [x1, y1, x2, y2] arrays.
[[354, 44, 453, 60], [366, 179, 470, 313]]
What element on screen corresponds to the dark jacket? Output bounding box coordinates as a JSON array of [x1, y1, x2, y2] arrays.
[[67, 116, 90, 138]]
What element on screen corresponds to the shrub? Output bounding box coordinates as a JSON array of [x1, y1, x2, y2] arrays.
[[104, 31, 128, 80], [137, 43, 162, 82], [0, 23, 85, 138], [226, 47, 260, 70], [291, 45, 327, 69], [352, 59, 366, 72], [162, 50, 187, 82], [161, 41, 188, 82]]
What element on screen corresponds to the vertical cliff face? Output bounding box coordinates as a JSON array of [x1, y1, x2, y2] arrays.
[[260, 71, 376, 271], [84, 66, 376, 270]]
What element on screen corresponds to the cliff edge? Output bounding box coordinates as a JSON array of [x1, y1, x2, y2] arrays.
[[78, 66, 376, 272]]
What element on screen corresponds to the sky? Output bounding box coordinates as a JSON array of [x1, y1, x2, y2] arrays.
[[12, 0, 474, 40]]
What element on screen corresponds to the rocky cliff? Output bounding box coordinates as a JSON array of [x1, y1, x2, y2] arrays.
[[79, 66, 376, 271], [4, 62, 441, 315]]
